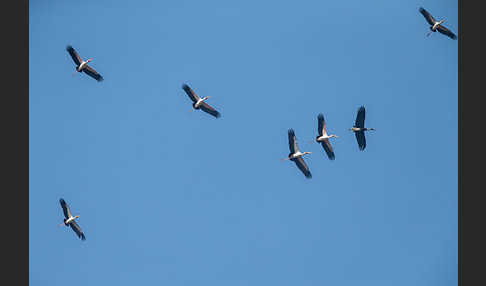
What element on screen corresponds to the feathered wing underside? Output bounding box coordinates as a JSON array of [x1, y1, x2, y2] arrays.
[[317, 114, 327, 136], [293, 157, 312, 178], [66, 45, 83, 66], [70, 221, 86, 241], [200, 102, 221, 118], [182, 84, 200, 103], [437, 25, 457, 39], [83, 65, 103, 82], [321, 139, 335, 160], [355, 106, 365, 128], [355, 131, 366, 151], [59, 199, 72, 219], [419, 7, 436, 26], [287, 129, 300, 154]]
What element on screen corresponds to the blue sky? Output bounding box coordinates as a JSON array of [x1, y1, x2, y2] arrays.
[[30, 1, 457, 285]]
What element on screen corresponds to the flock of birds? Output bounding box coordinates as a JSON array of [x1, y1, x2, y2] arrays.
[[57, 7, 456, 240]]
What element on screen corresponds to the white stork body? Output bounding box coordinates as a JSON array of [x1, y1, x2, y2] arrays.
[[289, 150, 309, 160], [316, 134, 338, 142], [76, 60, 92, 72], [194, 96, 210, 109], [64, 215, 79, 225], [431, 20, 445, 31], [350, 127, 374, 132]]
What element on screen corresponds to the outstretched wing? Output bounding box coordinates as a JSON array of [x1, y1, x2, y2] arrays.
[[66, 45, 83, 66], [317, 113, 327, 136], [293, 157, 312, 179], [59, 198, 72, 219], [321, 139, 335, 160], [354, 106, 365, 128], [437, 25, 457, 40], [419, 7, 436, 26], [287, 128, 300, 154], [200, 102, 221, 118], [182, 84, 200, 103], [70, 221, 86, 241], [83, 65, 103, 82], [355, 131, 366, 151]]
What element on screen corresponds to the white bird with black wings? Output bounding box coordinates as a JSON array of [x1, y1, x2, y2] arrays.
[[419, 7, 457, 40], [282, 129, 312, 179], [59, 198, 86, 241], [66, 45, 104, 82], [182, 84, 221, 118], [315, 114, 338, 160]]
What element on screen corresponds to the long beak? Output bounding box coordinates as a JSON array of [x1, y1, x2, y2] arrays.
[[280, 157, 290, 161], [59, 222, 64, 227], [335, 135, 339, 138], [426, 31, 432, 37]]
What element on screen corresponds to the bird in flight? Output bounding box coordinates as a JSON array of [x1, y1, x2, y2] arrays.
[[419, 7, 457, 40], [282, 128, 312, 178], [66, 45, 104, 81], [182, 84, 221, 118], [315, 113, 338, 160], [349, 106, 375, 151], [59, 198, 86, 241]]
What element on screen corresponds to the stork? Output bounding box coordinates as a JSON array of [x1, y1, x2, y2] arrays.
[[282, 128, 312, 178], [59, 198, 86, 241], [315, 113, 338, 160], [350, 106, 375, 151], [182, 84, 221, 118], [66, 45, 104, 81], [419, 7, 457, 40]]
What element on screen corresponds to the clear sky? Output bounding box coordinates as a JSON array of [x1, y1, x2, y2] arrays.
[[30, 1, 457, 285]]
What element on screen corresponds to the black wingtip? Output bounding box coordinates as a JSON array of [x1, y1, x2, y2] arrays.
[[81, 234, 86, 241], [97, 76, 104, 82], [59, 198, 65, 204], [182, 83, 190, 90], [66, 45, 74, 52], [288, 128, 295, 135], [215, 112, 221, 118], [305, 172, 312, 179], [317, 113, 324, 120]]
